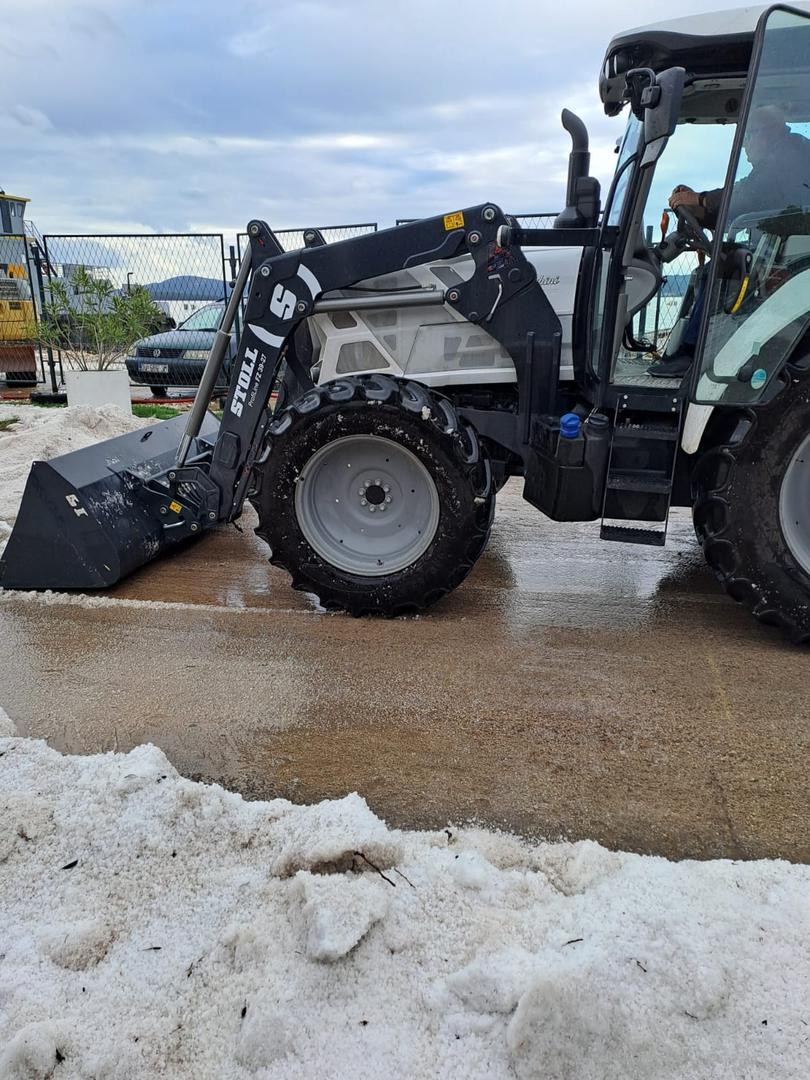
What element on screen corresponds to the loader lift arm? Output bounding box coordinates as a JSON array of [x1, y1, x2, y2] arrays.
[[202, 205, 564, 524], [0, 205, 570, 593]]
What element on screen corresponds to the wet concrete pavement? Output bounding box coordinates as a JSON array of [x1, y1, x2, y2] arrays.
[[1, 482, 808, 861]]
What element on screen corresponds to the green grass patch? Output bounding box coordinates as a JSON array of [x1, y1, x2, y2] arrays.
[[132, 404, 182, 420], [9, 401, 200, 421], [0, 417, 19, 431]]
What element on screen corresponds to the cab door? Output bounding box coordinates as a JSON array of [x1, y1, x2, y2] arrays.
[[582, 68, 685, 399], [691, 5, 810, 406]]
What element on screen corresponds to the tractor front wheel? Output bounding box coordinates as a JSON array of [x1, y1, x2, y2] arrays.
[[693, 363, 810, 642], [252, 374, 494, 615]]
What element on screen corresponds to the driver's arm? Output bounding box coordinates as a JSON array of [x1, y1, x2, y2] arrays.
[[669, 185, 722, 230]]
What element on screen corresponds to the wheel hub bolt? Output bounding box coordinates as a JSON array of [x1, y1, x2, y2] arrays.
[[359, 477, 392, 511]]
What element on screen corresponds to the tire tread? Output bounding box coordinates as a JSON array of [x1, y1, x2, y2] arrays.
[[252, 374, 494, 616]]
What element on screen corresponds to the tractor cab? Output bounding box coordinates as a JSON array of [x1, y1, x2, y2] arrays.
[[578, 2, 810, 427]]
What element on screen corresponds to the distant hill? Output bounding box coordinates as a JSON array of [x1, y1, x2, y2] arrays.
[[660, 274, 693, 297], [140, 275, 230, 301]]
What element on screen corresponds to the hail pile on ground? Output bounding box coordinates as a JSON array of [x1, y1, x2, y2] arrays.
[[1, 728, 809, 1080]]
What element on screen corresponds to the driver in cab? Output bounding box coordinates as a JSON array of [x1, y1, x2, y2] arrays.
[[649, 105, 810, 378]]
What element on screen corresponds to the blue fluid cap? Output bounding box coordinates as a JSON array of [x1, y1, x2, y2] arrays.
[[560, 413, 582, 439]]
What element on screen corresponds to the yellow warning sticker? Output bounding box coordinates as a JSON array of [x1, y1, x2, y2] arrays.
[[443, 211, 465, 231], [169, 500, 183, 514]]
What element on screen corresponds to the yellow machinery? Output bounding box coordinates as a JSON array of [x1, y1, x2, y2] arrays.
[[0, 191, 37, 385]]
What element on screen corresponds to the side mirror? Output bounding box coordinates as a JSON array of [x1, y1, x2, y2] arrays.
[[644, 67, 685, 144], [626, 67, 685, 145]]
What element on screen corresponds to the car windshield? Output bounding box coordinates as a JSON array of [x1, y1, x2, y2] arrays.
[[180, 305, 223, 332]]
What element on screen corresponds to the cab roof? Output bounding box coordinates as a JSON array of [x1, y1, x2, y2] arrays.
[[600, 2, 810, 114]]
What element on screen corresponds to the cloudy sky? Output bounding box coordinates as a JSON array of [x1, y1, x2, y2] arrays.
[[2, 0, 753, 239]]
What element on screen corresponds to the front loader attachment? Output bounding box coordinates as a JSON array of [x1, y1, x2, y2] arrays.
[[0, 413, 220, 590]]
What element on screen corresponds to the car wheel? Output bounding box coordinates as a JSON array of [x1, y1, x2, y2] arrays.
[[5, 371, 38, 388]]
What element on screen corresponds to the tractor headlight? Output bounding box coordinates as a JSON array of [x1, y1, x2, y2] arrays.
[[182, 350, 210, 360]]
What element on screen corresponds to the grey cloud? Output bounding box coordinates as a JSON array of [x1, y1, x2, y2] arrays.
[[4, 0, 752, 235], [8, 105, 53, 132]]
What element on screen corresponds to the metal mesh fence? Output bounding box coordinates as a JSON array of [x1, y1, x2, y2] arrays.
[[635, 249, 700, 349], [6, 217, 701, 399], [514, 213, 558, 229], [236, 223, 378, 260], [0, 233, 39, 386], [40, 233, 229, 395]]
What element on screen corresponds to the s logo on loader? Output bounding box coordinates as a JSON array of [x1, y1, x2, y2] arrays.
[[270, 284, 296, 320], [65, 494, 88, 518], [230, 346, 260, 417]]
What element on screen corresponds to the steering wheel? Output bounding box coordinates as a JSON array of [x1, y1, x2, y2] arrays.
[[673, 205, 713, 254]]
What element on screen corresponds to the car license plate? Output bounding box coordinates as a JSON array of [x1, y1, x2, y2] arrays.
[[140, 363, 169, 374]]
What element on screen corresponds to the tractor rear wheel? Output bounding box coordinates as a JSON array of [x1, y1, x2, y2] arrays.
[[692, 362, 810, 642], [252, 374, 494, 615]]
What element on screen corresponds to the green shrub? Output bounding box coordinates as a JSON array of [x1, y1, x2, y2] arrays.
[[29, 267, 167, 372]]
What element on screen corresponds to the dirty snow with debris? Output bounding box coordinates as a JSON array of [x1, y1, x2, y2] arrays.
[[0, 403, 152, 532], [1, 726, 809, 1080]]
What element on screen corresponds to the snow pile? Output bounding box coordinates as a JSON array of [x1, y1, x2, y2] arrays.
[[0, 404, 152, 527], [0, 704, 17, 736], [1, 732, 809, 1079]]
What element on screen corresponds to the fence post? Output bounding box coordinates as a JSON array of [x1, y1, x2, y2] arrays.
[[41, 236, 65, 386], [31, 244, 59, 394]]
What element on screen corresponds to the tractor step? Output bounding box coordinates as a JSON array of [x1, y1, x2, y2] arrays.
[[600, 524, 667, 546], [606, 469, 672, 494], [600, 405, 683, 546], [613, 422, 679, 442]]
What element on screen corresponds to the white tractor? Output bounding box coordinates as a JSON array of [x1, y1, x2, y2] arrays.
[[5, 3, 810, 643]]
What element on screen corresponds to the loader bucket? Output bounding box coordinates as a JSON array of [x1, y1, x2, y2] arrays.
[[0, 412, 220, 591]]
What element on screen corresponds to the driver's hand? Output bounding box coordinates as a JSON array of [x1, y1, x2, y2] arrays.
[[669, 186, 700, 211]]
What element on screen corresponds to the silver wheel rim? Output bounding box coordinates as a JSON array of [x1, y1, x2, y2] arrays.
[[779, 430, 810, 575], [294, 434, 441, 576]]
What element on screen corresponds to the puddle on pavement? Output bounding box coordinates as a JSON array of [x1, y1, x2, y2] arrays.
[[2, 484, 806, 862]]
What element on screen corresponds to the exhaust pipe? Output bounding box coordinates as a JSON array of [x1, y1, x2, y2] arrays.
[[555, 109, 601, 229]]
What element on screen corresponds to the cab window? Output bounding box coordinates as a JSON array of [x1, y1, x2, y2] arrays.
[[696, 8, 810, 405]]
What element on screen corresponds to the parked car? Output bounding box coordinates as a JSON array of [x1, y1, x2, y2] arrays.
[[125, 303, 234, 397]]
